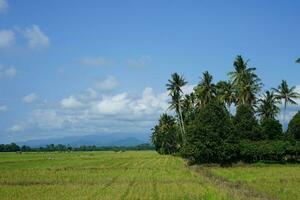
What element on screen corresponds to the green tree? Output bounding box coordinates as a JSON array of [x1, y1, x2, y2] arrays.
[[228, 55, 262, 106], [216, 80, 235, 111], [182, 93, 197, 123], [287, 111, 300, 140], [296, 58, 300, 63], [233, 105, 262, 140], [273, 80, 300, 128], [260, 118, 283, 140], [166, 73, 187, 143], [257, 90, 280, 121], [194, 71, 216, 108], [151, 114, 179, 154], [182, 101, 238, 165]]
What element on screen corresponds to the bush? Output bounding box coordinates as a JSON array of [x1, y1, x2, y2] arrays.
[[260, 118, 283, 140], [182, 101, 238, 164], [287, 111, 300, 140], [151, 114, 179, 154], [239, 140, 298, 163], [233, 105, 263, 140]]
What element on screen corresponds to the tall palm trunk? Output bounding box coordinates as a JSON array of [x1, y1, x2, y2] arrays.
[[283, 100, 287, 131], [178, 106, 186, 143]]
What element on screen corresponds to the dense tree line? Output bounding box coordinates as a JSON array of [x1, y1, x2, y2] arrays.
[[0, 143, 154, 152], [152, 55, 300, 165]]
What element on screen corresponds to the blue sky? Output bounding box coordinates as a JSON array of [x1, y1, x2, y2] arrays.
[[0, 0, 299, 143]]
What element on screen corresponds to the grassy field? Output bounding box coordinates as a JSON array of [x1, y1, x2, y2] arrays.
[[0, 151, 299, 200]]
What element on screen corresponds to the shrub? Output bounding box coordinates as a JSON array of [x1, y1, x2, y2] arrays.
[[260, 118, 283, 140], [233, 105, 263, 140], [239, 140, 295, 163], [182, 101, 238, 164], [287, 111, 300, 140]]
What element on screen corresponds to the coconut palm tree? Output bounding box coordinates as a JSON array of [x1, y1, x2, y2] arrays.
[[151, 114, 178, 154], [273, 80, 300, 128], [257, 90, 280, 121], [216, 80, 235, 111], [195, 71, 216, 108], [166, 73, 187, 143], [228, 55, 262, 106]]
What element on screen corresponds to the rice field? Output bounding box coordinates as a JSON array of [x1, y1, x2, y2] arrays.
[[0, 151, 299, 200]]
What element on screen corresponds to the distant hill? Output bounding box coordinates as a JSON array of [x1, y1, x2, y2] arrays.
[[17, 133, 150, 148]]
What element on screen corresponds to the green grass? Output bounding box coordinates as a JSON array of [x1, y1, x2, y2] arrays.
[[0, 151, 299, 200], [209, 163, 300, 200], [0, 151, 231, 200]]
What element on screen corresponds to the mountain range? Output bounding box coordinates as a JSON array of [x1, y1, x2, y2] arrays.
[[17, 133, 150, 147]]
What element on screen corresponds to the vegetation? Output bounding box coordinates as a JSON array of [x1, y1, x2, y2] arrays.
[[1, 151, 300, 200], [152, 55, 300, 164], [0, 143, 154, 152], [0, 151, 234, 200], [208, 163, 300, 200], [287, 111, 300, 140]]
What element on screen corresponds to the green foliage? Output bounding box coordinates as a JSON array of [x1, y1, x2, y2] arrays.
[[287, 111, 300, 140], [233, 105, 262, 140], [0, 143, 20, 152], [153, 56, 300, 164], [216, 80, 235, 110], [151, 114, 179, 154], [273, 80, 300, 110], [239, 140, 299, 163], [260, 118, 283, 140], [194, 71, 216, 108], [257, 90, 280, 121], [182, 101, 238, 164], [228, 55, 262, 106], [166, 73, 187, 142]]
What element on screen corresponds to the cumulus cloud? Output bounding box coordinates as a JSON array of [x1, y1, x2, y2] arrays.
[[22, 93, 39, 104], [125, 56, 151, 68], [0, 105, 7, 112], [8, 124, 24, 132], [91, 88, 169, 117], [17, 87, 169, 135], [0, 0, 8, 13], [79, 57, 111, 67], [0, 66, 16, 79], [94, 75, 119, 91], [61, 96, 83, 109], [23, 25, 50, 48], [0, 30, 15, 48]]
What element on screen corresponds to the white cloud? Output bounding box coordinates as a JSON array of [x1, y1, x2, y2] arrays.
[[0, 105, 7, 112], [8, 124, 24, 132], [61, 96, 83, 109], [182, 84, 196, 95], [30, 109, 64, 129], [79, 57, 111, 67], [125, 56, 151, 68], [0, 66, 17, 79], [94, 75, 119, 91], [23, 25, 50, 48], [0, 0, 8, 14], [22, 93, 38, 104], [17, 87, 170, 135], [0, 30, 15, 48], [93, 93, 131, 115], [91, 87, 169, 118]]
